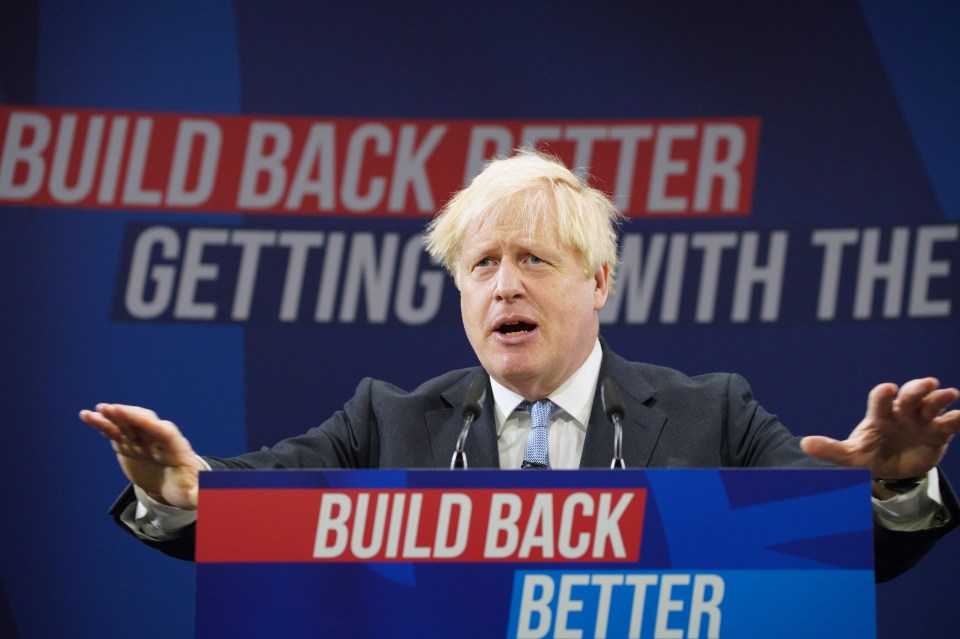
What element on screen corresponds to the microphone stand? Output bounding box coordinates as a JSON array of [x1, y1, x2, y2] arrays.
[[450, 412, 475, 469], [450, 374, 487, 469], [601, 377, 627, 469]]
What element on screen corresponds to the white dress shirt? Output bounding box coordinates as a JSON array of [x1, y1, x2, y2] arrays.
[[492, 338, 602, 469]]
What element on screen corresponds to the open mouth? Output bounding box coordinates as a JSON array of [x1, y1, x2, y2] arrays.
[[497, 321, 537, 336]]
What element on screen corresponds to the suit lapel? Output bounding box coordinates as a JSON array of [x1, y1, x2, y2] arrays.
[[579, 345, 666, 468], [423, 345, 665, 470], [425, 371, 499, 469]]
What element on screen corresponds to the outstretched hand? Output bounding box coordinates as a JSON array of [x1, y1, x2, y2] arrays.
[[79, 404, 204, 510], [801, 378, 960, 484]]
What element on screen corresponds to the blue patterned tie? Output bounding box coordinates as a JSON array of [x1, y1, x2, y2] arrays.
[[518, 399, 559, 469]]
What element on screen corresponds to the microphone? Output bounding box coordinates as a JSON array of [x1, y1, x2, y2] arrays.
[[450, 373, 487, 469], [601, 377, 626, 469]]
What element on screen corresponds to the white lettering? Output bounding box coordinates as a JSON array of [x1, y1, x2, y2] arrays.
[[339, 232, 399, 323], [593, 493, 632, 558], [230, 229, 276, 320], [514, 573, 725, 639], [0, 111, 51, 200], [125, 226, 180, 319], [350, 493, 390, 559], [590, 574, 624, 639], [655, 574, 690, 639], [691, 232, 738, 323], [237, 121, 291, 209], [394, 233, 444, 325], [121, 118, 162, 206], [519, 493, 556, 559], [516, 574, 555, 639], [285, 123, 336, 210], [626, 574, 659, 639], [166, 119, 221, 207], [648, 125, 696, 213], [97, 116, 128, 204], [610, 125, 654, 211], [555, 574, 590, 639], [433, 493, 472, 558], [173, 228, 229, 319], [49, 114, 104, 203], [401, 493, 431, 558], [688, 574, 724, 639], [694, 124, 745, 212], [342, 123, 390, 212], [315, 232, 345, 322], [278, 231, 325, 321], [388, 124, 446, 212], [557, 492, 593, 559], [812, 228, 859, 320], [485, 493, 523, 558], [909, 225, 958, 317], [313, 493, 352, 558], [854, 226, 909, 319], [732, 230, 787, 322]]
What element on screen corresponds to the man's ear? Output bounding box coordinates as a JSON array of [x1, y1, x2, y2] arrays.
[[593, 262, 610, 310]]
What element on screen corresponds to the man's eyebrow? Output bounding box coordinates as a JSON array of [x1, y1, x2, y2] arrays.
[[464, 240, 499, 254]]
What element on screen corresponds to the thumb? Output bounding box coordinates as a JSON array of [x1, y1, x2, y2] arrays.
[[800, 435, 848, 465]]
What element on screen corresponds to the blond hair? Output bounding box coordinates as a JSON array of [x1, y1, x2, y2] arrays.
[[425, 149, 622, 288]]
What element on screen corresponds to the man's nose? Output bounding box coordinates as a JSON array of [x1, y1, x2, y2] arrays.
[[494, 261, 524, 301]]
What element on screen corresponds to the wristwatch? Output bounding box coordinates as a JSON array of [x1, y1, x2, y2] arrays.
[[873, 475, 925, 494]]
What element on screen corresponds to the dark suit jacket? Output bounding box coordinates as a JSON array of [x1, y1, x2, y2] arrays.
[[110, 342, 958, 580]]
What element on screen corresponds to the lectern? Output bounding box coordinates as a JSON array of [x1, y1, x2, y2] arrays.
[[195, 468, 876, 638]]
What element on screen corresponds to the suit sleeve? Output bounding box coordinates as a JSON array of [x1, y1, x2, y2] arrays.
[[873, 469, 959, 582], [106, 378, 384, 560], [107, 485, 198, 561]]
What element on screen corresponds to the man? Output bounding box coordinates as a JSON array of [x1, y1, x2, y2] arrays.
[[81, 150, 960, 581]]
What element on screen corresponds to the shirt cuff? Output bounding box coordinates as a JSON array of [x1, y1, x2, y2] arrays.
[[130, 456, 209, 539], [872, 469, 950, 531]]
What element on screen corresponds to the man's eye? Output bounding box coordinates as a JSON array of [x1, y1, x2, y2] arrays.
[[475, 258, 491, 268], [529, 255, 544, 264]]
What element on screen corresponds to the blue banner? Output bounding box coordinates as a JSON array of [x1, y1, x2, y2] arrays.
[[194, 469, 875, 638]]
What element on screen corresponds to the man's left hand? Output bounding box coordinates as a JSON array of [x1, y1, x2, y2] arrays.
[[801, 378, 960, 491]]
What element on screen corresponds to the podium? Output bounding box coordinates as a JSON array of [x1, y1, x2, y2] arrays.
[[195, 469, 876, 638]]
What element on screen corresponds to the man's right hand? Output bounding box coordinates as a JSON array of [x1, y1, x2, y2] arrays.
[[79, 404, 204, 510]]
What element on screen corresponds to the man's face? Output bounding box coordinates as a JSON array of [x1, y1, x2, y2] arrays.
[[458, 218, 609, 400]]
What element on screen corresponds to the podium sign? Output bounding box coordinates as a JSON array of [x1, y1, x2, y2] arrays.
[[195, 469, 875, 638]]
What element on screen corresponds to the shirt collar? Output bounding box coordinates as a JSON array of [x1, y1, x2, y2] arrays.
[[490, 338, 603, 436]]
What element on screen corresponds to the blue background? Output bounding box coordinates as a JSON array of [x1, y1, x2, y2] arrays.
[[1, 1, 957, 637]]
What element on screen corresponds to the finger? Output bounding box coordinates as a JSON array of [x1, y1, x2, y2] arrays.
[[919, 388, 960, 422], [865, 383, 898, 422], [98, 403, 160, 429], [111, 435, 183, 465], [82, 405, 166, 451], [110, 413, 148, 447], [94, 404, 143, 444], [99, 404, 170, 445], [933, 409, 960, 434], [894, 378, 940, 414], [79, 409, 123, 442], [109, 438, 153, 461]]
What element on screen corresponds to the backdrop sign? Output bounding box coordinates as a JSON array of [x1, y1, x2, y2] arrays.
[[0, 3, 956, 638]]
